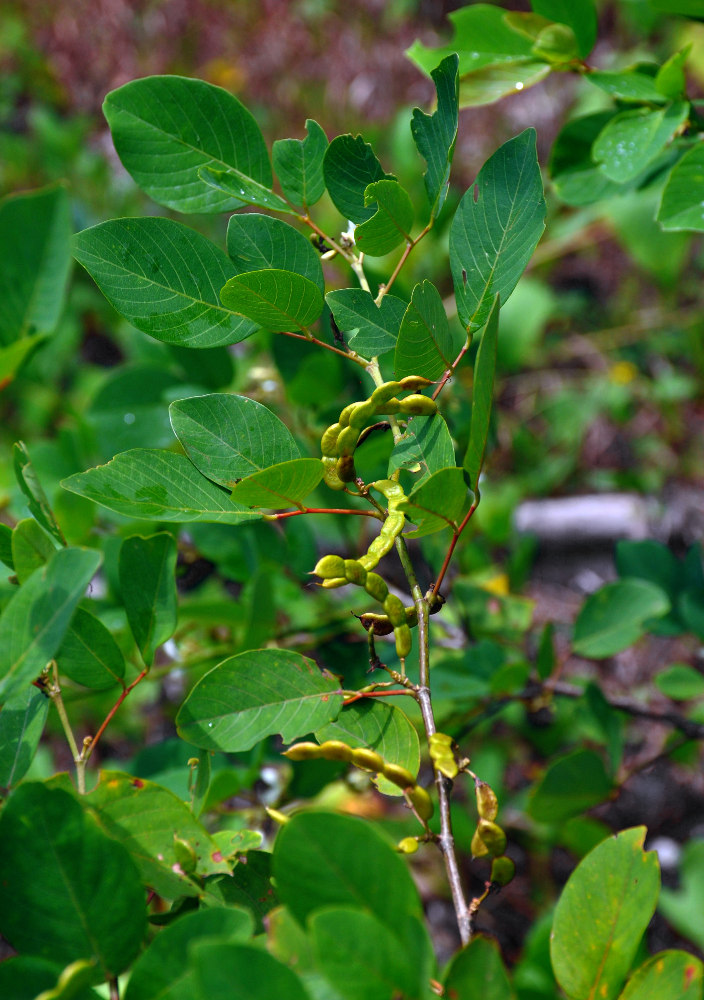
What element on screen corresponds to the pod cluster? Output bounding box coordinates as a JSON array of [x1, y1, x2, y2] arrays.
[[283, 739, 433, 821], [321, 377, 437, 490], [471, 779, 515, 886]]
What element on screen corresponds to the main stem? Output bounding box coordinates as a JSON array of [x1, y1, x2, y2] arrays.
[[395, 537, 471, 946]]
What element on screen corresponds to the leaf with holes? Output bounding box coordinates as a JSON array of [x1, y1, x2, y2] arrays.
[[399, 468, 469, 538], [323, 135, 393, 224], [411, 54, 459, 219]]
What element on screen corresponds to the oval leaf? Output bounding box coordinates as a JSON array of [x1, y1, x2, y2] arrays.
[[220, 269, 324, 332], [199, 165, 293, 215], [573, 579, 671, 658], [176, 649, 343, 751], [229, 458, 324, 509], [193, 941, 310, 1000], [550, 827, 660, 1000], [61, 450, 262, 525], [103, 76, 271, 214], [528, 748, 612, 823], [56, 607, 125, 690], [658, 143, 704, 232], [464, 294, 500, 493], [443, 935, 513, 1000], [226, 214, 324, 292], [399, 467, 469, 538], [593, 102, 689, 184], [73, 218, 256, 349], [388, 413, 456, 487], [170, 393, 300, 488], [395, 279, 455, 380], [619, 951, 703, 1000], [11, 517, 58, 584], [325, 288, 405, 357]]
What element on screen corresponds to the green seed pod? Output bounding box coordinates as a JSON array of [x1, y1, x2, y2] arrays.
[[367, 534, 392, 560], [477, 819, 507, 857], [349, 399, 376, 429], [399, 394, 437, 417], [382, 762, 416, 789], [471, 827, 490, 859], [358, 612, 394, 636], [321, 577, 347, 589], [173, 836, 198, 875], [283, 741, 323, 761], [338, 402, 357, 427], [344, 559, 367, 586], [318, 740, 354, 762], [335, 455, 357, 483], [407, 785, 434, 821], [394, 624, 412, 659], [371, 479, 406, 504], [322, 458, 345, 491], [350, 747, 384, 772], [475, 780, 499, 822], [370, 381, 402, 407], [336, 425, 359, 457], [490, 855, 516, 887], [432, 752, 458, 779], [384, 593, 406, 627], [364, 572, 389, 603], [399, 375, 433, 392], [383, 512, 405, 539], [429, 732, 454, 748], [313, 554, 346, 579], [397, 836, 420, 854], [378, 397, 401, 415], [321, 422, 342, 457]]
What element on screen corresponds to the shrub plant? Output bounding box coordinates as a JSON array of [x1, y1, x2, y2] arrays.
[[1, 3, 704, 998]]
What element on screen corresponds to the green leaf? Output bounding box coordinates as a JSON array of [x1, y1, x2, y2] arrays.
[[176, 648, 343, 751], [550, 112, 623, 206], [411, 53, 459, 219], [73, 218, 256, 349], [443, 935, 513, 1000], [325, 288, 405, 356], [573, 579, 670, 658], [658, 144, 704, 231], [273, 812, 422, 927], [199, 165, 294, 214], [170, 393, 300, 489], [0, 956, 102, 1000], [450, 130, 545, 332], [193, 941, 311, 1000], [103, 75, 271, 214], [62, 449, 262, 525], [119, 533, 178, 666], [531, 0, 597, 58], [528, 748, 612, 822], [616, 539, 680, 596], [310, 908, 427, 1000], [0, 335, 46, 388], [0, 686, 49, 789], [531, 23, 579, 64], [323, 135, 393, 224], [0, 184, 72, 346], [0, 523, 13, 569], [0, 783, 146, 976], [388, 413, 456, 487], [0, 547, 102, 703], [202, 852, 277, 932], [354, 179, 414, 256], [88, 771, 230, 900], [273, 118, 328, 208], [220, 269, 324, 332], [656, 48, 690, 100], [587, 69, 667, 103], [619, 951, 703, 1000], [14, 441, 65, 545], [659, 840, 704, 952], [124, 908, 254, 1000], [679, 588, 704, 639], [394, 279, 454, 380], [593, 102, 689, 183], [550, 827, 660, 1000], [407, 5, 535, 78], [56, 607, 126, 689], [11, 517, 58, 584], [399, 468, 469, 537], [459, 61, 552, 107], [316, 700, 420, 796], [226, 214, 324, 292], [464, 294, 500, 494], [229, 458, 324, 508], [655, 663, 704, 700]]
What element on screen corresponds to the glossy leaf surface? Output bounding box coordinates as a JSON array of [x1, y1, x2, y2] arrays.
[[323, 135, 392, 224], [325, 288, 405, 356], [220, 268, 324, 332], [199, 165, 293, 214], [399, 467, 469, 537], [177, 649, 343, 751], [388, 413, 456, 487], [226, 214, 324, 291], [354, 179, 414, 256], [593, 102, 688, 183]]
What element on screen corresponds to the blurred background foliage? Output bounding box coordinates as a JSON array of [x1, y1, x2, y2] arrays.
[[2, 0, 704, 969]]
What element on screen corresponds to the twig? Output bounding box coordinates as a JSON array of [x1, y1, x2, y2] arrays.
[[377, 223, 432, 302], [276, 329, 368, 367], [264, 507, 382, 521], [432, 341, 471, 402], [47, 661, 87, 794], [84, 669, 149, 763], [430, 501, 479, 599]]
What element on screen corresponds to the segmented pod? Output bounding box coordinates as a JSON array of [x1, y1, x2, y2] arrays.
[[364, 572, 389, 602], [344, 559, 367, 586], [283, 741, 323, 761], [313, 554, 346, 579], [318, 740, 354, 762], [399, 394, 438, 417], [476, 819, 507, 857], [407, 785, 434, 821], [490, 855, 515, 886], [335, 454, 357, 482], [384, 593, 407, 628], [336, 425, 359, 457], [350, 748, 384, 772], [394, 623, 412, 659], [321, 576, 347, 589], [382, 763, 416, 789], [475, 780, 499, 821], [322, 457, 345, 491], [321, 423, 342, 456]]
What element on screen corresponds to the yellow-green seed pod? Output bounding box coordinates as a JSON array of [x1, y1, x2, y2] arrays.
[[338, 402, 357, 427], [343, 559, 367, 586], [429, 732, 454, 748], [173, 837, 198, 875], [335, 455, 357, 483], [490, 855, 516, 887], [350, 747, 384, 772], [349, 399, 376, 429], [477, 819, 507, 857], [364, 572, 389, 603], [321, 423, 342, 457], [266, 807, 290, 826], [471, 827, 490, 859], [322, 458, 345, 491], [378, 397, 401, 415], [383, 512, 405, 539], [399, 394, 437, 417], [407, 785, 434, 821], [432, 752, 458, 780], [397, 836, 420, 854], [371, 479, 406, 503], [358, 612, 394, 636], [321, 577, 347, 589], [384, 593, 406, 627], [283, 742, 323, 761], [370, 381, 402, 407], [475, 781, 499, 822], [313, 554, 346, 579], [336, 425, 359, 456], [318, 740, 354, 762], [394, 624, 412, 659], [382, 763, 416, 789], [358, 553, 379, 572], [399, 375, 433, 392]]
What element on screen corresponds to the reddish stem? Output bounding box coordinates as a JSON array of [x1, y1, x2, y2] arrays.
[[85, 669, 149, 761], [343, 688, 415, 706], [277, 329, 367, 366], [269, 507, 381, 520], [430, 501, 478, 598], [432, 342, 470, 401]]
